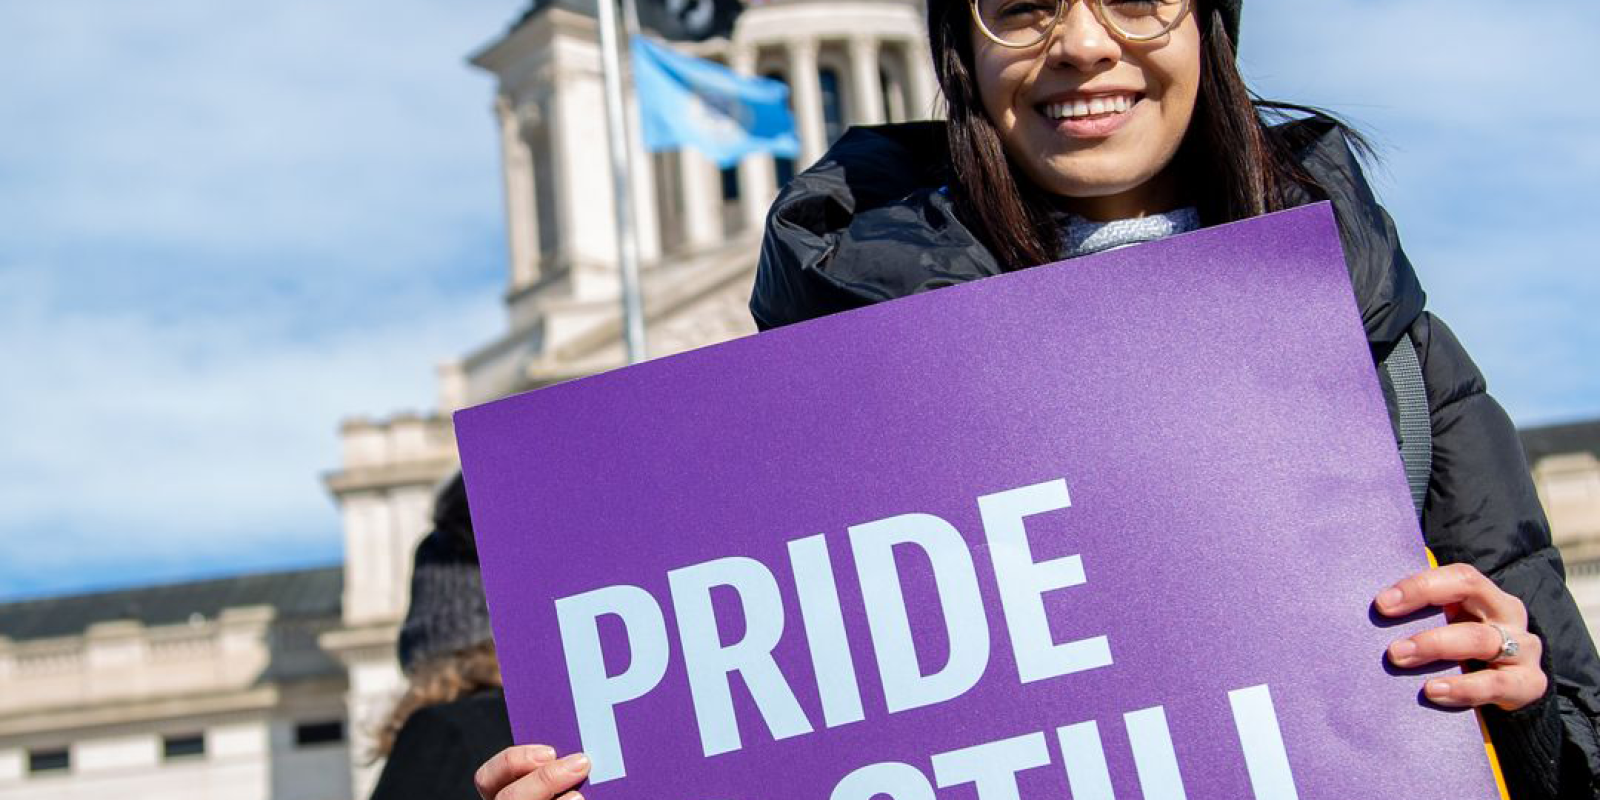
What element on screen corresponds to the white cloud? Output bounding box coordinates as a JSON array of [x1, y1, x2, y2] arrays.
[[0, 259, 501, 595], [0, 0, 524, 597], [0, 0, 515, 264], [1240, 0, 1595, 119]]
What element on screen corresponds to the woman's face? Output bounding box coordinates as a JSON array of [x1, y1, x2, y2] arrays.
[[971, 1, 1201, 219]]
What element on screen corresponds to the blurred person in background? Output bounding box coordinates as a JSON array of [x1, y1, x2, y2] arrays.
[[370, 474, 512, 800]]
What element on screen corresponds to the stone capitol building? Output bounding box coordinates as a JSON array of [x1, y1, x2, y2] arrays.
[[3, 1, 1598, 798]]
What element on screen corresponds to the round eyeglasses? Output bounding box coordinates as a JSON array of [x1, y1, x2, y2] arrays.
[[970, 0, 1190, 48]]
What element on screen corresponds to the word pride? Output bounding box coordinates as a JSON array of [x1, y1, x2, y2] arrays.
[[551, 479, 1298, 798]]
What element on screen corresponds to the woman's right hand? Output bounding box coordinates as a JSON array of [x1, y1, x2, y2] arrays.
[[474, 745, 591, 800]]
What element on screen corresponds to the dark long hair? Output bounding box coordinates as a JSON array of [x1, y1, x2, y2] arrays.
[[927, 0, 1369, 270]]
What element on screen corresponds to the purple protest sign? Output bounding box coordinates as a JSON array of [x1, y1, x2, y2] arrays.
[[455, 203, 1504, 799]]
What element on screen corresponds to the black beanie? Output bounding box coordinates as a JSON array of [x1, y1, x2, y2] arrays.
[[1215, 0, 1241, 44], [397, 473, 494, 673]]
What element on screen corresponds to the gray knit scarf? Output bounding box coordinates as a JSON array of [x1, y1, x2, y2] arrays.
[[1059, 207, 1201, 259]]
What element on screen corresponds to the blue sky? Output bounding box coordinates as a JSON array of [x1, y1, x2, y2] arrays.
[[0, 0, 519, 598], [1240, 1, 1600, 425], [1, 0, 1596, 600]]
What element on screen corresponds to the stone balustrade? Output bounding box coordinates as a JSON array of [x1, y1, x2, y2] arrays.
[[0, 607, 332, 725]]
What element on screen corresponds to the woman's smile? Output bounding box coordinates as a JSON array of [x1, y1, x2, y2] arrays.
[[1035, 90, 1144, 138]]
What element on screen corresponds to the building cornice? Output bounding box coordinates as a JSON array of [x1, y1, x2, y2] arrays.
[[318, 622, 401, 666], [0, 675, 346, 740], [470, 7, 598, 75], [1564, 553, 1600, 578], [522, 234, 761, 382], [323, 457, 458, 496]]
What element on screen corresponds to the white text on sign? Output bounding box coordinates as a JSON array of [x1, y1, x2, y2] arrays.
[[549, 478, 1296, 796]]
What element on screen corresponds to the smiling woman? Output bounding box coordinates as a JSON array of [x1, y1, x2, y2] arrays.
[[922, 0, 1329, 271], [472, 1, 1600, 798], [971, 0, 1198, 215], [744, 0, 1600, 796]]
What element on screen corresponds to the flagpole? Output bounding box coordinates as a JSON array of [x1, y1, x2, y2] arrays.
[[620, 0, 642, 39], [597, 0, 648, 364]]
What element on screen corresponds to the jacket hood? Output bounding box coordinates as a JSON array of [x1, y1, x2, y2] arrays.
[[753, 119, 1425, 350]]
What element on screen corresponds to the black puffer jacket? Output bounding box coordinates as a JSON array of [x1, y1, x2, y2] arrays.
[[369, 689, 513, 800], [751, 119, 1600, 798]]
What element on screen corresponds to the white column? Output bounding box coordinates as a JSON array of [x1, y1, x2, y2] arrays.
[[787, 37, 827, 168], [906, 38, 941, 120], [879, 44, 910, 123], [732, 42, 777, 232], [496, 94, 540, 288], [848, 36, 886, 127], [680, 149, 723, 249], [553, 42, 621, 298], [347, 654, 407, 800]]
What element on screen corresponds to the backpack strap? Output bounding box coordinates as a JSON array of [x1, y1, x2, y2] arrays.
[[1381, 331, 1432, 519]]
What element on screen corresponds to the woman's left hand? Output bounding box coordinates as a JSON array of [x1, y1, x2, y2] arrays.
[[1375, 562, 1548, 711]]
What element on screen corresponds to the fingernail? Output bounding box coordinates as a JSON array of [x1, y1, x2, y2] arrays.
[[559, 753, 590, 773], [1377, 587, 1403, 609], [1425, 680, 1451, 700], [528, 745, 556, 760], [1389, 639, 1417, 664]]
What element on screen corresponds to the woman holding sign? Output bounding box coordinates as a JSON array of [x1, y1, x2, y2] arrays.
[[476, 1, 1600, 798]]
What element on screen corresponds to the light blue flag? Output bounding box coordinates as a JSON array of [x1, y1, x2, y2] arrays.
[[630, 34, 800, 168]]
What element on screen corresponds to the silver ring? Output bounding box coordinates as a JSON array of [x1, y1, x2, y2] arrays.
[[1490, 623, 1520, 663]]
